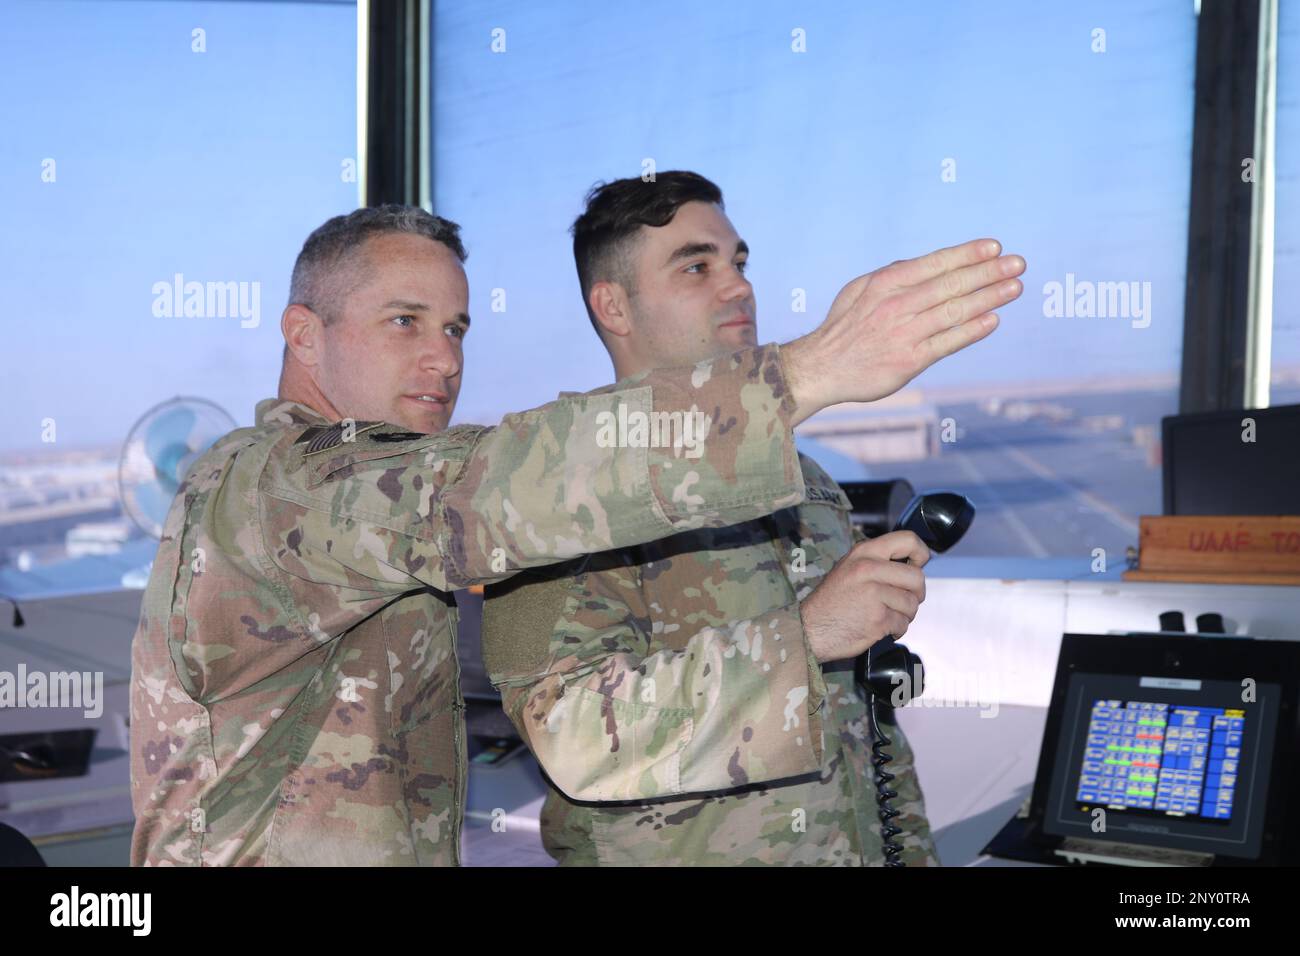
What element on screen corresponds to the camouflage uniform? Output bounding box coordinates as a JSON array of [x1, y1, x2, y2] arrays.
[[128, 344, 812, 865], [482, 453, 940, 866]]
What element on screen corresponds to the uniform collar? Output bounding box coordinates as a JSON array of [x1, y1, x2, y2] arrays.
[[254, 398, 332, 427]]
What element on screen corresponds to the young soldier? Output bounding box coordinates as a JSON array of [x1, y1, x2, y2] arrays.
[[481, 173, 1025, 865]]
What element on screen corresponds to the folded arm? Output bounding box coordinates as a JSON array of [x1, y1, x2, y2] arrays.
[[482, 559, 829, 802]]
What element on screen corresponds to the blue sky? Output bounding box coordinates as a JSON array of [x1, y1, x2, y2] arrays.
[[1, 0, 357, 452], [2, 0, 1296, 454], [434, 0, 1202, 426]]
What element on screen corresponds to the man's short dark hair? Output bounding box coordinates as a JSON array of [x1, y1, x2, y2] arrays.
[[288, 204, 467, 326], [571, 171, 723, 335]]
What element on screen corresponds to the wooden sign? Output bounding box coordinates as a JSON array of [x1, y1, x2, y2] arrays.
[[1123, 516, 1300, 586]]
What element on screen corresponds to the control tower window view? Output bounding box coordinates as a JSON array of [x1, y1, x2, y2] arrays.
[[2, 0, 1298, 907]]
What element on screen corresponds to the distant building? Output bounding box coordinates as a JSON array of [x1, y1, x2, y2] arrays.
[[66, 520, 130, 558], [797, 394, 941, 463]]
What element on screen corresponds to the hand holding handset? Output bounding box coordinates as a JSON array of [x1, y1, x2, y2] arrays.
[[854, 492, 975, 866]]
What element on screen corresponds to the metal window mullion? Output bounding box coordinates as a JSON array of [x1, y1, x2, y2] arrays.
[[356, 0, 369, 207], [1245, 0, 1278, 409], [419, 0, 432, 213]]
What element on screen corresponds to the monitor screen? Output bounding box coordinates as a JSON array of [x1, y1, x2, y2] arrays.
[[1163, 403, 1300, 515], [1042, 671, 1279, 860], [1073, 700, 1245, 822]]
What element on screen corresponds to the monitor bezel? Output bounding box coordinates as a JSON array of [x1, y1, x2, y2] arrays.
[[1027, 632, 1300, 865]]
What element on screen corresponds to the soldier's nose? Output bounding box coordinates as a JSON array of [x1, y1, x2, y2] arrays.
[[422, 345, 461, 378]]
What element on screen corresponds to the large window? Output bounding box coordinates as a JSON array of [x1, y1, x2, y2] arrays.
[[1273, 0, 1300, 407], [434, 1, 1196, 567], [0, 0, 357, 598]]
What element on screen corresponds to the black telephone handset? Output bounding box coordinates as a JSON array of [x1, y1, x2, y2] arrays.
[[854, 492, 975, 866]]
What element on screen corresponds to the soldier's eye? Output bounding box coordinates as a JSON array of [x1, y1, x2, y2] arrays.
[[736, 259, 749, 275], [685, 262, 707, 274], [391, 314, 415, 329], [445, 324, 465, 340]]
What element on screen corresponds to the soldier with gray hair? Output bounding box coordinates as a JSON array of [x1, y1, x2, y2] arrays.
[[129, 201, 1012, 866]]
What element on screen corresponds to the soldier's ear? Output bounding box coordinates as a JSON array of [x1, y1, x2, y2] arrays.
[[589, 281, 632, 339], [282, 303, 325, 367]]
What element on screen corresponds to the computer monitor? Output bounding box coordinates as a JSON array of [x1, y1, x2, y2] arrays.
[[1030, 633, 1299, 865], [1162, 403, 1300, 515]]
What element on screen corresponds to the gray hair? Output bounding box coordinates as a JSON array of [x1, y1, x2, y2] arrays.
[[288, 204, 467, 324]]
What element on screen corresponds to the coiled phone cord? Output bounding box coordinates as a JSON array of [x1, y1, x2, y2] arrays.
[[866, 696, 906, 866]]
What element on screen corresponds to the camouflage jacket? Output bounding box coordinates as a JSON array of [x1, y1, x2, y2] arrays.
[[482, 454, 940, 866], [128, 344, 813, 865]]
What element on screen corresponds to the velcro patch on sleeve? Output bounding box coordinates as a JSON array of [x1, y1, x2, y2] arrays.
[[294, 420, 387, 455], [299, 422, 486, 488]]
